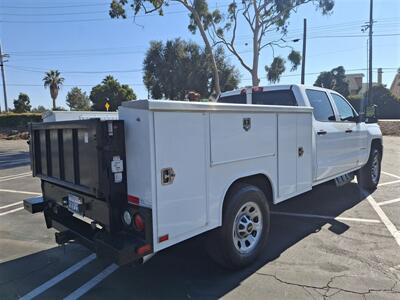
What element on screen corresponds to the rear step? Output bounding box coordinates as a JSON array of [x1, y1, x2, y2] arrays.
[[334, 172, 354, 187], [24, 197, 46, 214]]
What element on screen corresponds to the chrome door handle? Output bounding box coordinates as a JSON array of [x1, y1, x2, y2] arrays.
[[317, 130, 327, 135]]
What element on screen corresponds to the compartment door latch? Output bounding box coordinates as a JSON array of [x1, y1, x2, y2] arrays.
[[161, 168, 176, 185]]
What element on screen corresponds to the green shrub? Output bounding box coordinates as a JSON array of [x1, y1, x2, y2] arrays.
[[0, 113, 42, 130]]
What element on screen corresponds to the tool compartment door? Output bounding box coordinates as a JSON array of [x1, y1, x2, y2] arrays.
[[153, 111, 208, 244]]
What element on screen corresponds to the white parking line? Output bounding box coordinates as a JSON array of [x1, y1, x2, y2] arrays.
[[378, 198, 400, 207], [0, 158, 29, 163], [271, 211, 381, 223], [0, 207, 24, 216], [378, 180, 400, 187], [0, 160, 30, 167], [19, 254, 97, 300], [0, 174, 31, 182], [0, 201, 23, 210], [0, 172, 31, 180], [0, 189, 41, 196], [382, 171, 400, 180], [366, 193, 400, 247], [63, 263, 119, 300]]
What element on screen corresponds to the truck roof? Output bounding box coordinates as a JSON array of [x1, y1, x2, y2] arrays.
[[121, 99, 313, 113], [219, 84, 333, 97]]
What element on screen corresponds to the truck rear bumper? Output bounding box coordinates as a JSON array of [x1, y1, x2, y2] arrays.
[[24, 197, 152, 266]]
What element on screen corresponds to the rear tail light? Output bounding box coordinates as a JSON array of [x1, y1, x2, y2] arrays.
[[134, 213, 145, 232], [136, 244, 152, 256]]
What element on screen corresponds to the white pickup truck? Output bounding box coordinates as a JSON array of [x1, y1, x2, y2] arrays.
[[24, 84, 382, 269]]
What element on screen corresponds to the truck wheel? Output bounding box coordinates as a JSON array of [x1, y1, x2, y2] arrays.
[[357, 146, 381, 191], [206, 183, 270, 269]]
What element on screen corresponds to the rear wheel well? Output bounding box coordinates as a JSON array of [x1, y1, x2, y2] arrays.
[[223, 174, 273, 213]]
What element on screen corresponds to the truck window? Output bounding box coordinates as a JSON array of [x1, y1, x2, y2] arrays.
[[306, 90, 336, 122], [218, 94, 246, 104], [252, 90, 297, 106], [331, 93, 356, 121]]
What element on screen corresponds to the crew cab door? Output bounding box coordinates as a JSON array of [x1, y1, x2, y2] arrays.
[[330, 93, 369, 168], [306, 89, 347, 180]]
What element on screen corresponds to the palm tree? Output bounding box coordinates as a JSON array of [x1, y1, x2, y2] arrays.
[[43, 70, 64, 110]]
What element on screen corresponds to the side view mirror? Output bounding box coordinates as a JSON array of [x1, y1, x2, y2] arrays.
[[353, 115, 361, 123], [366, 104, 378, 123]]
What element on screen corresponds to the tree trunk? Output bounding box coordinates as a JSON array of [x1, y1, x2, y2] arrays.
[[252, 1, 260, 86], [52, 97, 56, 110], [187, 6, 221, 99]]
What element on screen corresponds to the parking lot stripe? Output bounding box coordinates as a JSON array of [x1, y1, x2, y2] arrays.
[[0, 189, 41, 195], [0, 174, 31, 182], [63, 263, 119, 300], [0, 158, 30, 163], [366, 194, 400, 247], [19, 254, 97, 300], [0, 201, 22, 210], [0, 207, 24, 216], [378, 180, 400, 187], [0, 172, 31, 180], [271, 211, 381, 223], [378, 198, 400, 207], [382, 171, 400, 180]]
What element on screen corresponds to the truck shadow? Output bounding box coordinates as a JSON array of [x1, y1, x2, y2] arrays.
[[111, 182, 367, 299], [0, 151, 30, 170], [0, 182, 367, 299]]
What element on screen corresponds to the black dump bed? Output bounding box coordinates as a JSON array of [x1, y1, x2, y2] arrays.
[[29, 119, 127, 232], [30, 119, 125, 199]]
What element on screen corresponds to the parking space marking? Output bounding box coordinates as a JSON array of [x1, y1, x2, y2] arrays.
[[0, 189, 41, 196], [382, 171, 400, 180], [0, 174, 31, 182], [0, 200, 22, 209], [366, 194, 400, 247], [378, 180, 400, 187], [378, 198, 400, 207], [0, 158, 29, 163], [0, 172, 31, 180], [271, 211, 381, 223], [63, 263, 119, 300], [19, 254, 97, 300], [0, 207, 24, 216]]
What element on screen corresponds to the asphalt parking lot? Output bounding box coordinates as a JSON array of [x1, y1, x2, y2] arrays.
[[0, 137, 399, 300]]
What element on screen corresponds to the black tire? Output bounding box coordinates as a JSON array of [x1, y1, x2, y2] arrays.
[[357, 145, 382, 191], [206, 183, 270, 270]]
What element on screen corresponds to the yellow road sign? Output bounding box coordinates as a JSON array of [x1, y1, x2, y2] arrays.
[[105, 102, 110, 111]]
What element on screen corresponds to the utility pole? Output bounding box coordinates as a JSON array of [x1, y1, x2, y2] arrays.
[[0, 43, 8, 112], [301, 18, 307, 85], [368, 0, 373, 106]]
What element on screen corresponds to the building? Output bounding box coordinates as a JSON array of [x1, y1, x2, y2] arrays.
[[345, 68, 385, 97], [390, 71, 400, 98], [345, 73, 364, 95]]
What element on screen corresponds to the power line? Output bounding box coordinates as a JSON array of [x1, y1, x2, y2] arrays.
[[0, 2, 110, 9], [7, 65, 143, 74]]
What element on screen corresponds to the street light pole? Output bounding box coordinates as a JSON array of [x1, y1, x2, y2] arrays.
[[0, 43, 8, 112], [368, 0, 373, 106], [301, 18, 307, 85]]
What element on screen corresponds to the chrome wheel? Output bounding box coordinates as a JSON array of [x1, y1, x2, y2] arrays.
[[232, 201, 263, 254], [371, 150, 380, 184]]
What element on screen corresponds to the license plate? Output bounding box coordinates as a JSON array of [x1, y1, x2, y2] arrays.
[[68, 194, 83, 214]]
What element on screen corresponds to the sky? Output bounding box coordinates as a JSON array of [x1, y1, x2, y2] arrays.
[[0, 0, 399, 110]]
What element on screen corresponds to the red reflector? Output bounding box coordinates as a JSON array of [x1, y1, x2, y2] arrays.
[[136, 244, 152, 256], [128, 195, 139, 205], [134, 214, 145, 232], [159, 234, 169, 243]]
